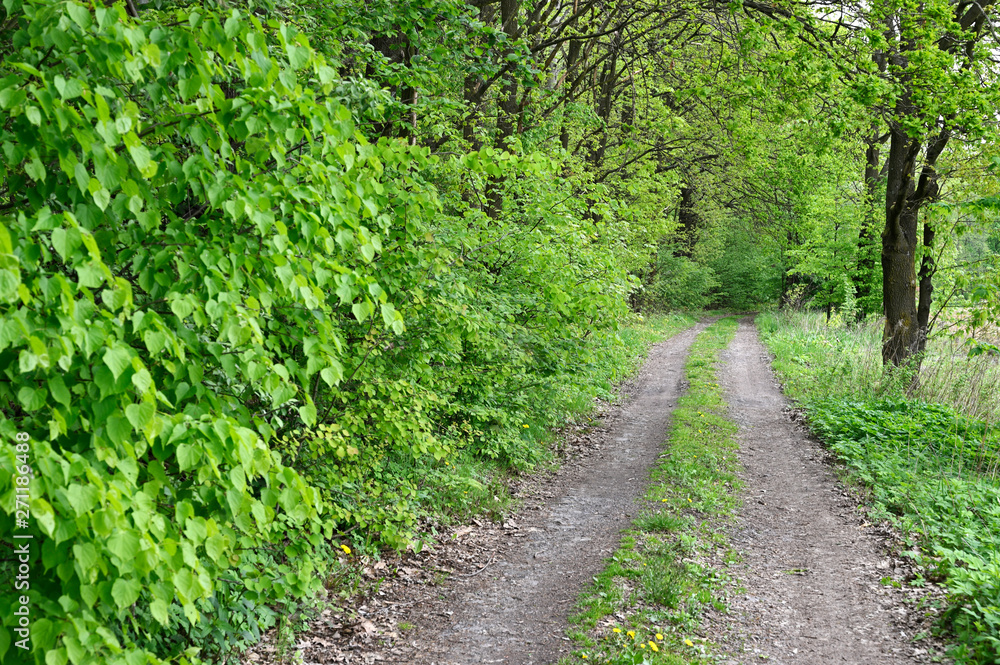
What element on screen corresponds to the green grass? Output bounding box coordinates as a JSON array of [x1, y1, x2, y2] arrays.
[[757, 311, 1000, 664], [561, 316, 742, 665]]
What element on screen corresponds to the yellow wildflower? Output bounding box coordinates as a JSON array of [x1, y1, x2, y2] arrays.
[[649, 642, 659, 652], [685, 638, 694, 647], [523, 424, 530, 428], [341, 544, 351, 555], [627, 631, 635, 638], [656, 633, 663, 640], [612, 628, 621, 633]]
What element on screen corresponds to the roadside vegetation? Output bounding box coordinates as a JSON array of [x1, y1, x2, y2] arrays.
[[562, 316, 741, 665], [758, 311, 1000, 665]]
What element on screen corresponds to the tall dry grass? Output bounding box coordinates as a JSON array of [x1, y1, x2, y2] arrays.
[[758, 310, 1000, 423]]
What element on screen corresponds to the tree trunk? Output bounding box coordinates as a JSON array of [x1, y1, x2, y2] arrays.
[[487, 0, 520, 219], [881, 125, 920, 366], [676, 185, 698, 257], [855, 133, 884, 319]]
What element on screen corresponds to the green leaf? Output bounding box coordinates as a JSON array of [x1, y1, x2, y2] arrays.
[[72, 543, 100, 573], [24, 156, 45, 181], [66, 2, 92, 28], [106, 415, 132, 446], [111, 578, 141, 610], [107, 530, 140, 562], [176, 444, 201, 470], [352, 301, 370, 322], [172, 569, 199, 603], [31, 499, 55, 535], [0, 269, 21, 303], [298, 403, 317, 425], [149, 598, 170, 626], [124, 402, 154, 430], [143, 330, 167, 354], [179, 75, 202, 100], [123, 132, 155, 177], [48, 375, 71, 406], [103, 345, 132, 380], [17, 386, 45, 411], [92, 186, 110, 211], [76, 263, 105, 288]]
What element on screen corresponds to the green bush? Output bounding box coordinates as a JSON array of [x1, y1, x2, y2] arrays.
[[0, 2, 658, 663], [650, 248, 718, 311]]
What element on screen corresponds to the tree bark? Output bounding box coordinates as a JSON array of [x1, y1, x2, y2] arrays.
[[676, 185, 698, 257], [881, 123, 921, 366], [487, 0, 520, 219]]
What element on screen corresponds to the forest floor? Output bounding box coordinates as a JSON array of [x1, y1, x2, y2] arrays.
[[249, 318, 948, 665]]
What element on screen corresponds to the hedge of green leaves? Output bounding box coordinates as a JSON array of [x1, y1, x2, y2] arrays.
[[0, 1, 634, 663]]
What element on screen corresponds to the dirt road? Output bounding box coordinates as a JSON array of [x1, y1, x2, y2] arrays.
[[713, 320, 917, 664], [286, 319, 930, 665], [400, 321, 710, 664]]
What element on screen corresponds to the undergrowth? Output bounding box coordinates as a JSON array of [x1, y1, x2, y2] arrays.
[[412, 312, 701, 534], [757, 311, 1000, 664], [561, 316, 741, 664]]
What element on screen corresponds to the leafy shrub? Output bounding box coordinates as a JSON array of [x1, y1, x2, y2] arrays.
[[0, 2, 664, 663], [650, 248, 718, 311]]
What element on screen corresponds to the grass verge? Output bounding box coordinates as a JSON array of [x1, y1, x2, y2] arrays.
[[560, 316, 741, 665], [757, 311, 1000, 665]]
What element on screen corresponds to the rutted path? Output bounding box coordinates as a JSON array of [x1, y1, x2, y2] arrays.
[[711, 319, 918, 664], [400, 321, 711, 664], [282, 318, 934, 665]]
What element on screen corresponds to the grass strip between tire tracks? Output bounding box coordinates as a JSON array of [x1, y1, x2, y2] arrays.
[[561, 316, 741, 665]]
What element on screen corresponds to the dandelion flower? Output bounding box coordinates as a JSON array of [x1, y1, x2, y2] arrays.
[[685, 639, 694, 647], [639, 644, 646, 649], [341, 544, 351, 555], [612, 628, 621, 634], [649, 642, 658, 652], [656, 633, 663, 640], [581, 655, 588, 660], [523, 424, 530, 428], [627, 631, 635, 638]]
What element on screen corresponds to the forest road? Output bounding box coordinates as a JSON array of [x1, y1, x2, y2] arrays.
[[290, 318, 931, 665], [710, 318, 918, 664], [399, 320, 711, 665]]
